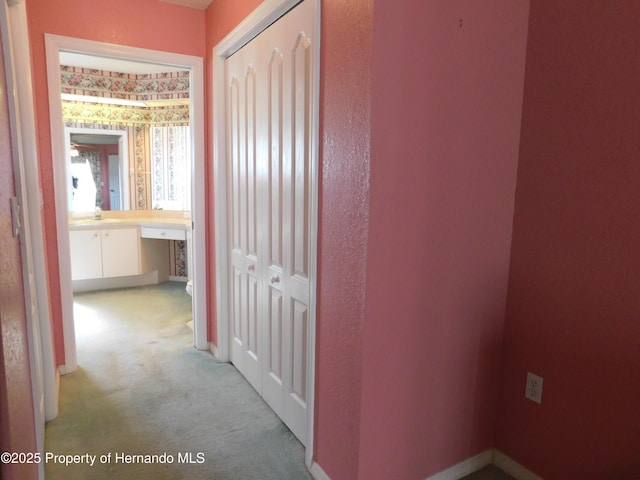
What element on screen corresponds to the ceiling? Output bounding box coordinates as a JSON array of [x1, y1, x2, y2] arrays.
[[158, 0, 213, 9]]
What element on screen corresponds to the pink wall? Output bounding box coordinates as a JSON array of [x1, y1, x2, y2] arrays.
[[496, 2, 640, 478], [26, 0, 205, 363], [358, 1, 529, 478], [204, 1, 531, 479], [313, 0, 373, 477], [20, 1, 638, 478], [0, 33, 38, 480]]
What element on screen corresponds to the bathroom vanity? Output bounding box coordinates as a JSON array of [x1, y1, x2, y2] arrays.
[[68, 214, 191, 292]]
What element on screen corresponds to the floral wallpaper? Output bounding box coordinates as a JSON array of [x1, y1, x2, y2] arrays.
[[169, 240, 187, 278], [60, 66, 189, 101], [62, 101, 189, 127], [134, 126, 150, 210]]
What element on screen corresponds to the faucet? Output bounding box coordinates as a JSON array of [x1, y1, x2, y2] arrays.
[[94, 206, 102, 220]]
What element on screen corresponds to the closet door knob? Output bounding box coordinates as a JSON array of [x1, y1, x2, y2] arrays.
[[270, 275, 280, 284]]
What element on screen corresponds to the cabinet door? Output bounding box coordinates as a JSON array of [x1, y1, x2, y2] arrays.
[[69, 230, 103, 280], [101, 228, 140, 278]]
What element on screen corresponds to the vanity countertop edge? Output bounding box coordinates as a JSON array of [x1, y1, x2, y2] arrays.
[[68, 217, 191, 231]]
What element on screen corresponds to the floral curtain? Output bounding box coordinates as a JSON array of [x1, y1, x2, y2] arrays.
[[71, 151, 102, 208]]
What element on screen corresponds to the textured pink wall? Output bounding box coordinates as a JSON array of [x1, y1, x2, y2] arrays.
[[496, 2, 640, 478], [358, 1, 529, 478], [0, 33, 38, 480], [26, 0, 205, 363], [314, 0, 373, 477], [204, 0, 263, 345]]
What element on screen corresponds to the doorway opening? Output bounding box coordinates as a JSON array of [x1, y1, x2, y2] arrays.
[[45, 35, 207, 375]]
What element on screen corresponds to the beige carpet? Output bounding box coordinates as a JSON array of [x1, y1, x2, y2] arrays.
[[45, 282, 312, 479]]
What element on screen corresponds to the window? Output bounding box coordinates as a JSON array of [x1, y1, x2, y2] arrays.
[[150, 126, 191, 211]]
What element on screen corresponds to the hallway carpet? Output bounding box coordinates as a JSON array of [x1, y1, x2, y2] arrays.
[[45, 282, 312, 480]]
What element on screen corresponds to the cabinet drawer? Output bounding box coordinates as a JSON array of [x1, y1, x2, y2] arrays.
[[140, 226, 186, 241]]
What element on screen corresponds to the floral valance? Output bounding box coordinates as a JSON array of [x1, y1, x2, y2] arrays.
[[60, 65, 189, 101]]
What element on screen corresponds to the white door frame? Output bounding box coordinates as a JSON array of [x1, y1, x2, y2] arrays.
[[212, 0, 321, 468], [2, 1, 56, 478], [45, 34, 208, 374]]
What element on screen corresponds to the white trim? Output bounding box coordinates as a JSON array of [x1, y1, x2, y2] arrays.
[[45, 34, 208, 374], [57, 364, 75, 376], [169, 275, 189, 283], [305, 0, 321, 467], [493, 450, 544, 480], [71, 271, 161, 294], [425, 450, 492, 480], [309, 461, 331, 480], [188, 56, 208, 351], [45, 34, 77, 373], [212, 0, 320, 465], [213, 0, 303, 58], [208, 341, 219, 360], [1, 2, 52, 478], [212, 15, 230, 365]]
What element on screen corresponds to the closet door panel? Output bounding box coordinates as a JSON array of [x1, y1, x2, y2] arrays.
[[225, 0, 315, 445]]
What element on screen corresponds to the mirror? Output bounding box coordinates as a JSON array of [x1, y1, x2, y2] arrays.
[[64, 125, 192, 213], [58, 53, 192, 213], [65, 127, 130, 212]]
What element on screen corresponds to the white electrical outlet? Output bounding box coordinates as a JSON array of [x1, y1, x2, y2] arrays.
[[525, 372, 543, 404]]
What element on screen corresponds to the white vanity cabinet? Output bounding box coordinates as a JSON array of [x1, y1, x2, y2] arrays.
[[69, 230, 103, 280], [69, 227, 141, 280], [101, 228, 141, 278]]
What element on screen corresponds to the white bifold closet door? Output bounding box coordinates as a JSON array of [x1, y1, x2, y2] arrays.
[[225, 0, 314, 445]]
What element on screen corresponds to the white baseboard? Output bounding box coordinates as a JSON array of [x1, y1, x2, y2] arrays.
[[45, 368, 61, 421], [302, 449, 541, 480], [58, 363, 75, 375], [309, 461, 331, 480], [426, 450, 493, 480], [493, 450, 543, 480], [72, 270, 159, 293], [209, 342, 219, 360]]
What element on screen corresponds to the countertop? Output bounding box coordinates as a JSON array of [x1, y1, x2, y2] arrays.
[[68, 215, 191, 231]]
